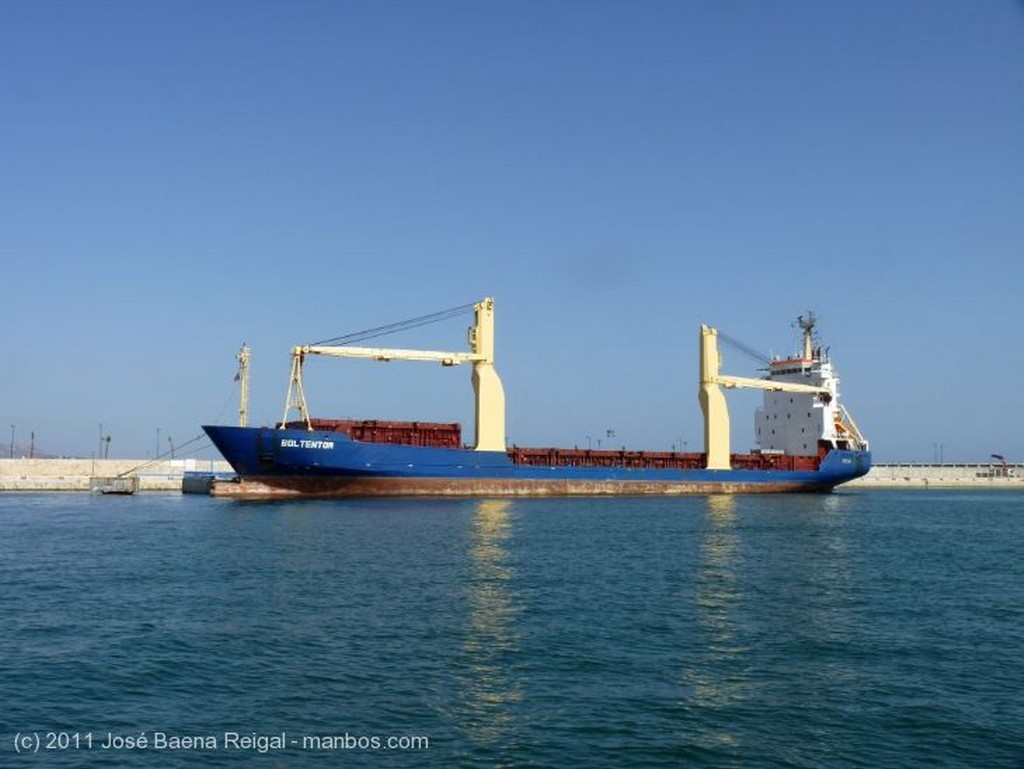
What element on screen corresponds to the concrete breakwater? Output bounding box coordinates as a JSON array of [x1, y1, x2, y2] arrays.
[[0, 458, 232, 492], [847, 463, 1022, 489], [1, 458, 1020, 493]]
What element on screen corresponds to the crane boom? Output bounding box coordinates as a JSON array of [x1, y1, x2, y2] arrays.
[[714, 374, 827, 395], [295, 345, 484, 365]]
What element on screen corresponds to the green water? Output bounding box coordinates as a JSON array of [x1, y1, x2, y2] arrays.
[[2, 490, 1022, 767]]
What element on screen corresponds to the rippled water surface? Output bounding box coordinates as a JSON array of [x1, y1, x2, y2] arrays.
[[3, 490, 1023, 767]]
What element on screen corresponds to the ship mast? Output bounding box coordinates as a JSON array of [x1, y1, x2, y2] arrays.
[[797, 311, 816, 360], [236, 344, 251, 427]]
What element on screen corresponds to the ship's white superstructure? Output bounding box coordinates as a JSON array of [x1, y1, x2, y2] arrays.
[[755, 314, 868, 457]]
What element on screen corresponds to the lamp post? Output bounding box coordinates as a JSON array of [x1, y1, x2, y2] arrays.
[[156, 427, 161, 459], [9, 424, 13, 458]]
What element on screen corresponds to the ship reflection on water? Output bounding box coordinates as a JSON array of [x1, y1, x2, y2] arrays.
[[684, 495, 754, 748], [454, 499, 523, 745], [696, 495, 743, 634], [682, 493, 859, 755]]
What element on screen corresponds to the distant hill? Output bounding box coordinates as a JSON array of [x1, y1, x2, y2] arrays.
[[6, 443, 58, 459]]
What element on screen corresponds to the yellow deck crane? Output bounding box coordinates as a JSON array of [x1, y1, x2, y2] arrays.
[[699, 324, 830, 470], [279, 298, 506, 451]]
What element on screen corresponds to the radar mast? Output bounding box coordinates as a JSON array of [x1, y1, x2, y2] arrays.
[[796, 311, 817, 360]]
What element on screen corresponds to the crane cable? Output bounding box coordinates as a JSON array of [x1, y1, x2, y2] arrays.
[[116, 433, 212, 478], [716, 330, 771, 368], [312, 301, 478, 347]]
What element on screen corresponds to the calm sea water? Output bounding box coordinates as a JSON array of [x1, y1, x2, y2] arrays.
[[2, 490, 1022, 768]]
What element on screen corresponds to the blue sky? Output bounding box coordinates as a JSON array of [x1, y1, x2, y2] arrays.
[[2, 0, 1022, 463]]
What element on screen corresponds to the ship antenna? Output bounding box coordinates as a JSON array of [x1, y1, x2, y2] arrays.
[[795, 311, 817, 360]]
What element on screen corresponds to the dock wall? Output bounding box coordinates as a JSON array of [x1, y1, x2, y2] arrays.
[[0, 458, 233, 492], [847, 463, 1023, 489], [1, 459, 1021, 492]]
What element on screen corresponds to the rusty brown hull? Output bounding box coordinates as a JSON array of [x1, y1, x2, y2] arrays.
[[209, 475, 832, 499]]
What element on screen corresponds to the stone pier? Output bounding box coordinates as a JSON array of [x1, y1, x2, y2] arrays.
[[0, 458, 232, 492]]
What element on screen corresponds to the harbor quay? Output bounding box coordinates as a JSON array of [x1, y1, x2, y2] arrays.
[[0, 458, 232, 492], [844, 462, 1022, 488], [0, 458, 1020, 493]]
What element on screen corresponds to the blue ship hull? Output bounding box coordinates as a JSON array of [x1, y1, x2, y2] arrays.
[[202, 425, 872, 498]]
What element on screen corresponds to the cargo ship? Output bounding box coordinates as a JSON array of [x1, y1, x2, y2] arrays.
[[203, 298, 870, 498]]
